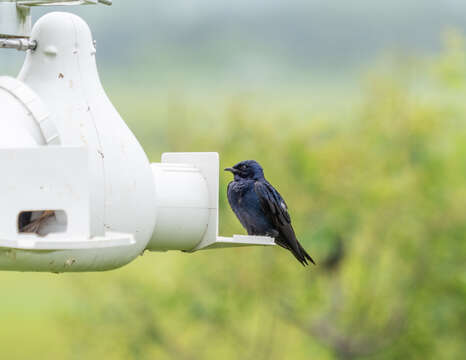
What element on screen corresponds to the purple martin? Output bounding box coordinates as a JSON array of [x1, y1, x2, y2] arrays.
[[225, 160, 315, 266]]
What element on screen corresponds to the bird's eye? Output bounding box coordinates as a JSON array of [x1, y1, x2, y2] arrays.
[[241, 165, 247, 170]]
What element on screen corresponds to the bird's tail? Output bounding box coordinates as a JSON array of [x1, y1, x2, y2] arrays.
[[277, 238, 315, 266], [298, 242, 315, 266]]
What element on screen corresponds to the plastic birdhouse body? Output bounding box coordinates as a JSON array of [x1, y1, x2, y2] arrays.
[[0, 6, 274, 273]]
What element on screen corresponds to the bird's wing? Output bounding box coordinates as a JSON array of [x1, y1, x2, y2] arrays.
[[227, 181, 236, 213], [254, 181, 290, 227], [254, 181, 315, 265], [227, 181, 246, 227]]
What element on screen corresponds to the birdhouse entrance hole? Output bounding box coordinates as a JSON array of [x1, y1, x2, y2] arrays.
[[17, 210, 68, 236]]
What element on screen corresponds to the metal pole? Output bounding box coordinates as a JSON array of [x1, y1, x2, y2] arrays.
[[16, 0, 112, 5], [0, 38, 36, 51]]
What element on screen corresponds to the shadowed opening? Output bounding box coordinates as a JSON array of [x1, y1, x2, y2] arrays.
[[17, 210, 67, 236]]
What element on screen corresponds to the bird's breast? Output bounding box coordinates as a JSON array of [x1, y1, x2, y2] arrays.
[[229, 181, 263, 213], [227, 180, 274, 236], [228, 180, 250, 197]]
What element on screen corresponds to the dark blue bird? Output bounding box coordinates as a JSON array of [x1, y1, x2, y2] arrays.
[[225, 160, 315, 266]]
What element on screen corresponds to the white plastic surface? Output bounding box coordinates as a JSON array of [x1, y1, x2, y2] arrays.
[[0, 12, 155, 272], [0, 2, 31, 38], [0, 146, 136, 272], [0, 76, 59, 145], [0, 12, 273, 273], [0, 146, 89, 239], [0, 232, 135, 250], [19, 12, 156, 249], [148, 161, 210, 251], [204, 235, 275, 250]]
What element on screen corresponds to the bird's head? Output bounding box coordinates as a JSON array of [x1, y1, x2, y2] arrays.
[[224, 160, 265, 181]]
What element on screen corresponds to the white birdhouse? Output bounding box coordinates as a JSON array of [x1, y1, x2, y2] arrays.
[[0, 1, 274, 273]]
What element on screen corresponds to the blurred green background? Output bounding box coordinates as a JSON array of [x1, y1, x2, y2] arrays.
[[1, 1, 465, 359]]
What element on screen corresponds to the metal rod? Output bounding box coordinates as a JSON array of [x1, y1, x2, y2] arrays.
[[0, 38, 36, 51], [17, 0, 112, 6]]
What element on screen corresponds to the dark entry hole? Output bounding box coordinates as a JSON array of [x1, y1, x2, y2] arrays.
[[18, 210, 67, 236]]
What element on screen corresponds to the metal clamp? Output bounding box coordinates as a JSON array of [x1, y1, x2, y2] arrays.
[[16, 1, 112, 6], [0, 38, 36, 51], [0, 0, 112, 39]]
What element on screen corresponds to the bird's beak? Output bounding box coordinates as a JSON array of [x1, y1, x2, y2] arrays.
[[224, 167, 237, 174]]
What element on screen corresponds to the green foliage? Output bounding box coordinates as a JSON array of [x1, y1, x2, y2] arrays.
[[1, 44, 465, 360]]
